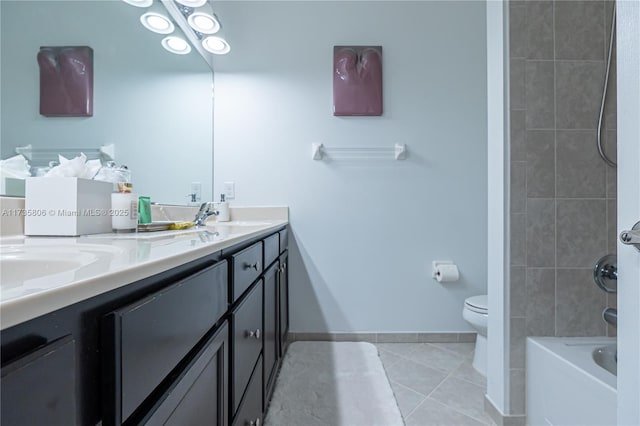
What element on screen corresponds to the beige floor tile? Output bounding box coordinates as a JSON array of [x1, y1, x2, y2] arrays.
[[389, 381, 427, 419], [452, 359, 487, 388], [385, 358, 447, 396], [430, 377, 492, 424], [406, 343, 467, 373], [406, 398, 488, 426], [430, 342, 476, 358]]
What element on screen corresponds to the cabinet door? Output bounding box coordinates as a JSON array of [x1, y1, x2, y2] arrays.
[[263, 262, 279, 405], [232, 280, 263, 414], [103, 261, 228, 425], [278, 251, 289, 357], [1, 335, 76, 426], [143, 322, 229, 426], [232, 357, 263, 426]]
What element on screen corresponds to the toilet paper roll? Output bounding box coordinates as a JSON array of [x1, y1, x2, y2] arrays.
[[435, 264, 459, 282]]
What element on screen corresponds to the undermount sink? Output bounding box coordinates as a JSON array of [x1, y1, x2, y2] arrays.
[[593, 344, 617, 376], [0, 243, 123, 289]]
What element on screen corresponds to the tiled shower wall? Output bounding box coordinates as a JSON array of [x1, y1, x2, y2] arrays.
[[508, 0, 618, 415]]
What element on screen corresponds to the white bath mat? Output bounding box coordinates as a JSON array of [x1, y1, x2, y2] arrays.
[[264, 341, 404, 426]]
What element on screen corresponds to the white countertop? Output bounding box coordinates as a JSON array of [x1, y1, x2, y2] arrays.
[[0, 217, 287, 330]]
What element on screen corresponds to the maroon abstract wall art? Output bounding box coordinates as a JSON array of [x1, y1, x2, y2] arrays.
[[37, 46, 93, 117], [333, 46, 382, 116]]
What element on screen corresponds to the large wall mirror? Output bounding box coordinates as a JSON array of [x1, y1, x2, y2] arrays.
[[0, 0, 213, 205]]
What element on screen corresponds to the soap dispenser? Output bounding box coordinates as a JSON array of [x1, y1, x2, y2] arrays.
[[216, 193, 230, 222]]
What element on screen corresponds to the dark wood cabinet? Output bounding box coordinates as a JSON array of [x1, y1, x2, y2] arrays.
[[142, 322, 229, 426], [102, 261, 228, 425], [263, 262, 279, 405], [0, 226, 290, 426], [278, 251, 289, 357], [232, 357, 263, 426], [1, 335, 76, 426], [231, 280, 263, 414]]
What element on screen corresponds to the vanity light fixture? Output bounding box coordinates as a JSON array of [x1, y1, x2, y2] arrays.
[[122, 0, 153, 7], [174, 0, 207, 8], [202, 36, 230, 55], [161, 36, 192, 55], [187, 12, 220, 34], [140, 11, 175, 34]]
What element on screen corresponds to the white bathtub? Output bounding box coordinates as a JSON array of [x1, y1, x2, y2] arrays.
[[526, 337, 617, 426]]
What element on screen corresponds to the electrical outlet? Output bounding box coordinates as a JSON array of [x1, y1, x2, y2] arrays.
[[223, 181, 235, 200], [190, 182, 201, 204]]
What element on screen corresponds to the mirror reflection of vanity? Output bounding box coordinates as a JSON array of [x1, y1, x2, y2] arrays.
[[0, 0, 213, 205]]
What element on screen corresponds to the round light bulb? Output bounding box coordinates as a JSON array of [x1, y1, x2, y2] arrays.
[[202, 36, 230, 54], [122, 0, 153, 7], [162, 36, 192, 55], [140, 12, 175, 34], [188, 13, 220, 34], [175, 0, 207, 7]]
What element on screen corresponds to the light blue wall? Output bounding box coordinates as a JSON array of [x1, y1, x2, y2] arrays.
[[0, 1, 213, 204], [214, 1, 488, 332]]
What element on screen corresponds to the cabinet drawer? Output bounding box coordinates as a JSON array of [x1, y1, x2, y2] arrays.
[[103, 261, 228, 424], [263, 234, 279, 268], [232, 356, 263, 426], [1, 335, 76, 426], [232, 280, 263, 414], [279, 228, 288, 253], [143, 322, 228, 426], [231, 241, 263, 303]]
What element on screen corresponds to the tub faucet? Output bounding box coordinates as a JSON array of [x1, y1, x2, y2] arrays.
[[194, 202, 219, 226], [603, 308, 617, 328]]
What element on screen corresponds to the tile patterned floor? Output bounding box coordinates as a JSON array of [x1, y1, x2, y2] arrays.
[[376, 342, 494, 425]]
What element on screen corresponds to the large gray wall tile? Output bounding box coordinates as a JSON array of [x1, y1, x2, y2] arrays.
[[557, 199, 607, 267], [556, 61, 605, 129], [526, 198, 555, 267], [510, 318, 526, 369], [511, 59, 526, 110], [511, 162, 526, 213], [525, 60, 555, 129], [510, 5, 527, 59], [525, 268, 555, 336], [607, 199, 617, 254], [526, 130, 555, 197], [509, 369, 526, 415], [605, 131, 617, 198], [554, 1, 605, 60], [526, 1, 554, 60], [511, 109, 526, 161], [556, 130, 606, 198], [511, 213, 526, 266], [511, 266, 526, 317], [556, 268, 607, 336]]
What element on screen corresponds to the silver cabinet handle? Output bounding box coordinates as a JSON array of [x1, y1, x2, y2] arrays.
[[620, 221, 640, 252], [245, 329, 261, 339], [244, 261, 260, 271], [246, 418, 260, 426]]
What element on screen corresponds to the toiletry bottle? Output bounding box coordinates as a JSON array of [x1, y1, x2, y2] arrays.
[[111, 182, 138, 232], [216, 193, 230, 222]]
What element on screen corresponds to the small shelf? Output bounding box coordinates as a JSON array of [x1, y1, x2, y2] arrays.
[[15, 144, 114, 166]]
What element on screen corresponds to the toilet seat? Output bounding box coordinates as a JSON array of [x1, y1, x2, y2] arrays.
[[464, 295, 488, 314]]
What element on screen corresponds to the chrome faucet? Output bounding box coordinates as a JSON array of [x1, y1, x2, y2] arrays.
[[194, 202, 219, 227]]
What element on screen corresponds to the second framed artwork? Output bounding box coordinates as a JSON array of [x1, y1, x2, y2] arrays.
[[333, 46, 382, 116]]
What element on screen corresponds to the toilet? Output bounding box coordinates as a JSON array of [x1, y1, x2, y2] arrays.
[[462, 294, 488, 377]]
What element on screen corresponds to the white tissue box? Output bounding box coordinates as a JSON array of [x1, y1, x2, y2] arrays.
[[25, 177, 114, 236]]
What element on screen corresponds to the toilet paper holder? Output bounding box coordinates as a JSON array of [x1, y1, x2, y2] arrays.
[[432, 260, 459, 282]]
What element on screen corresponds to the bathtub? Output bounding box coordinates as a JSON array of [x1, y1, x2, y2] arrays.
[[526, 337, 617, 426]]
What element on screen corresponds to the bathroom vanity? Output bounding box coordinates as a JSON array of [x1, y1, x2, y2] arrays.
[[0, 214, 290, 426]]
